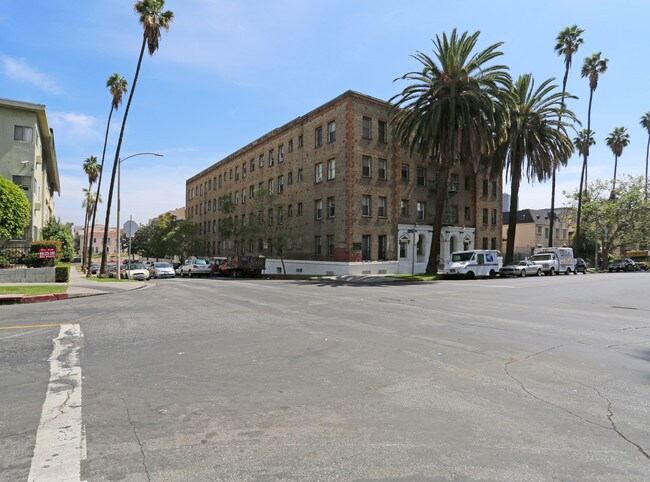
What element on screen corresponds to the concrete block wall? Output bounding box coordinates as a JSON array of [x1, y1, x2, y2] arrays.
[[0, 267, 56, 283]]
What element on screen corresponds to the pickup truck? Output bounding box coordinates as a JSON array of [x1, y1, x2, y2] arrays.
[[217, 256, 266, 277]]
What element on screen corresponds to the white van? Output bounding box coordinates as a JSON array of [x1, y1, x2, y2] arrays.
[[530, 247, 574, 275], [444, 250, 503, 279]]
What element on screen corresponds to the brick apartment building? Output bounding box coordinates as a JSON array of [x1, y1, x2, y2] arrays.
[[185, 91, 502, 275]]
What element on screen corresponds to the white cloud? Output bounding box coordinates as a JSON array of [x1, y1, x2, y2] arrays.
[[49, 112, 102, 146], [0, 56, 61, 94]]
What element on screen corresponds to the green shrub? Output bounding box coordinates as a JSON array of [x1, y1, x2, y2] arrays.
[[55, 264, 70, 282], [0, 255, 9, 269]]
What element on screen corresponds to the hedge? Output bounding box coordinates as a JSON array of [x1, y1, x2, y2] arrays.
[[55, 264, 70, 282]]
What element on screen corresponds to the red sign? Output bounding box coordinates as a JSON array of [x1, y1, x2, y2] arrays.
[[38, 248, 56, 259]]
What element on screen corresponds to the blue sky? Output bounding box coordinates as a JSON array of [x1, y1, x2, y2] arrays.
[[2, 0, 649, 227]]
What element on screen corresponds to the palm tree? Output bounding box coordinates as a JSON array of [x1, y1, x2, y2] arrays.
[[574, 52, 608, 254], [640, 112, 650, 201], [391, 29, 510, 274], [99, 0, 173, 275], [87, 74, 128, 276], [495, 74, 576, 265], [573, 129, 596, 252], [549, 25, 583, 247], [605, 127, 630, 199], [81, 156, 100, 270]]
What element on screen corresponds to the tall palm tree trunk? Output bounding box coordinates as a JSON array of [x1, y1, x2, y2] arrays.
[[87, 106, 114, 276], [574, 88, 594, 256], [100, 37, 147, 275], [611, 154, 619, 198], [505, 161, 522, 265], [426, 163, 451, 274], [645, 135, 650, 202], [549, 65, 570, 247]]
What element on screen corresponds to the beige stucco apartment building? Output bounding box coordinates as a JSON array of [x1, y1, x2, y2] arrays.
[[502, 208, 573, 260], [186, 91, 502, 275], [0, 98, 60, 242]]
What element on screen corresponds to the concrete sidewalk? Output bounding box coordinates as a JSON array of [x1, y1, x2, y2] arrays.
[[0, 267, 146, 304]]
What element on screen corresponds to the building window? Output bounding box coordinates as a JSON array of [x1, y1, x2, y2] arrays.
[[250, 185, 255, 199], [361, 235, 371, 260], [449, 173, 459, 192], [315, 163, 323, 183], [491, 237, 497, 250], [327, 235, 335, 256], [545, 227, 549, 238], [378, 197, 387, 217], [14, 126, 33, 142], [492, 181, 497, 197], [378, 120, 387, 143], [298, 135, 303, 147], [288, 139, 293, 152], [242, 189, 247, 204], [362, 117, 372, 139], [298, 169, 303, 182], [491, 209, 497, 225], [314, 236, 322, 255], [277, 206, 284, 225], [218, 175, 222, 188], [287, 171, 293, 185], [416, 168, 427, 187], [362, 195, 371, 217], [401, 199, 409, 216], [362, 156, 372, 178], [448, 205, 459, 224], [235, 191, 240, 205], [416, 202, 425, 221], [315, 126, 323, 148], [464, 176, 471, 191], [482, 208, 488, 225], [537, 225, 543, 235], [267, 208, 273, 225], [278, 145, 284, 163], [482, 179, 489, 196], [268, 178, 274, 193], [483, 237, 489, 249], [401, 164, 409, 181], [250, 159, 255, 173], [288, 204, 293, 217], [327, 121, 336, 143], [278, 175, 284, 194], [315, 199, 323, 220], [298, 202, 303, 216], [269, 149, 275, 166], [327, 196, 335, 218], [327, 158, 336, 180], [242, 163, 247, 178], [378, 159, 387, 180], [378, 235, 387, 261], [464, 206, 471, 221]]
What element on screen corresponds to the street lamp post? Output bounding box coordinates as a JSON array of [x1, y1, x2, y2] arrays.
[[408, 224, 418, 277], [116, 152, 163, 279]]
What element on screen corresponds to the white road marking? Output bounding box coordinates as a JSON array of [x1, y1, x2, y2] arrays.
[[28, 323, 83, 482]]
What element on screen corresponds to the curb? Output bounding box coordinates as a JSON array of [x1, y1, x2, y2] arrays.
[[0, 282, 147, 305]]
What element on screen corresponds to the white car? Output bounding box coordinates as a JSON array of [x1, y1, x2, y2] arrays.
[[149, 262, 176, 279], [180, 258, 212, 277], [122, 261, 150, 280]]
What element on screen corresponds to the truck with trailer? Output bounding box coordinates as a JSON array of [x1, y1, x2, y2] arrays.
[[530, 247, 574, 275], [624, 249, 649, 271], [443, 250, 503, 279], [216, 255, 266, 277]]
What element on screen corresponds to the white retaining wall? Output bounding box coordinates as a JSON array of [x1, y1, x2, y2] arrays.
[[0, 267, 56, 283], [264, 259, 399, 276]]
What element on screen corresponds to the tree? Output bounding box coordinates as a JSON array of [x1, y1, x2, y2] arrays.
[[573, 129, 596, 251], [549, 25, 583, 247], [574, 52, 608, 255], [99, 0, 173, 276], [391, 29, 510, 273], [565, 176, 650, 268], [494, 74, 576, 264], [0, 177, 30, 241], [87, 73, 128, 276], [640, 112, 650, 201], [81, 155, 100, 270], [42, 217, 75, 262], [605, 127, 630, 199]]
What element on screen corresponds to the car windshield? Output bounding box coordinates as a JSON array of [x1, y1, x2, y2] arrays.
[[127, 263, 145, 269], [155, 263, 172, 268], [532, 254, 552, 261], [516, 261, 528, 266], [451, 252, 474, 262], [192, 259, 207, 265]]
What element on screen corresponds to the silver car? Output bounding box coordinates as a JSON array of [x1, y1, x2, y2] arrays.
[[179, 258, 212, 277], [149, 262, 176, 279], [500, 260, 543, 277]]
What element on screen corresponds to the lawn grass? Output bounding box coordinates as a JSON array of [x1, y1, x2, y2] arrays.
[[86, 277, 138, 283], [391, 273, 442, 281], [0, 286, 68, 295]]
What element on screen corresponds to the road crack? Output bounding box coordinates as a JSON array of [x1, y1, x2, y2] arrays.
[[570, 379, 650, 460], [122, 398, 150, 481]]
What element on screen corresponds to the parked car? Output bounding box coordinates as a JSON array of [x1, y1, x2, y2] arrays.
[[149, 262, 175, 279], [107, 263, 117, 278], [179, 258, 212, 277], [500, 260, 543, 277], [573, 258, 588, 274], [609, 258, 638, 272], [90, 262, 100, 275], [122, 261, 150, 280]]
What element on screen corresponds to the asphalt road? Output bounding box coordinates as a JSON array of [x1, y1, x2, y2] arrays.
[[1, 272, 649, 481]]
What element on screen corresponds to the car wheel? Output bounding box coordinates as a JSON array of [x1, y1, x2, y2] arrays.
[[188, 270, 192, 277], [566, 268, 572, 275], [537, 269, 542, 277], [489, 269, 496, 279], [519, 269, 526, 277], [548, 268, 555, 276], [466, 271, 475, 280]]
